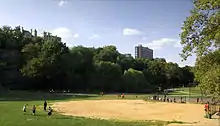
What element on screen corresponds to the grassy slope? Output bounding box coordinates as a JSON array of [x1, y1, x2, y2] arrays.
[[0, 91, 170, 126], [168, 87, 202, 96]]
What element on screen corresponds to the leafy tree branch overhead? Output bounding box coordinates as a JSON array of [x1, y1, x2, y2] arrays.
[[180, 0, 220, 60], [180, 0, 220, 98]]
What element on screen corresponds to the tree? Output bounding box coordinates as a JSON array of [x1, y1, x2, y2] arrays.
[[195, 50, 220, 97], [92, 61, 122, 92], [21, 39, 69, 89], [199, 65, 220, 98], [180, 66, 194, 86], [180, 0, 220, 60], [165, 63, 183, 88], [116, 54, 135, 73], [68, 46, 95, 91], [21, 43, 40, 60], [180, 0, 220, 98], [144, 59, 167, 89], [0, 25, 195, 92], [94, 45, 119, 63], [122, 68, 150, 93], [0, 61, 6, 84], [133, 58, 149, 71]]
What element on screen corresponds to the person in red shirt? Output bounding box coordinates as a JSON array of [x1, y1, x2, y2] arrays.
[[204, 102, 212, 119], [204, 102, 209, 112]]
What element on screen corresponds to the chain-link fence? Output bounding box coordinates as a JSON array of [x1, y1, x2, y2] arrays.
[[148, 95, 219, 104]]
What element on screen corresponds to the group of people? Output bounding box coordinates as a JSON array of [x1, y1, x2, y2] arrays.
[[151, 95, 203, 104], [151, 95, 179, 103], [22, 100, 53, 116], [118, 93, 125, 99]]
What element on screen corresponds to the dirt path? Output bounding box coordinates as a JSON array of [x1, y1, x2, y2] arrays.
[[53, 100, 219, 126]]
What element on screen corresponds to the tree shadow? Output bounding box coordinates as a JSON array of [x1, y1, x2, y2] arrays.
[[0, 91, 98, 101]]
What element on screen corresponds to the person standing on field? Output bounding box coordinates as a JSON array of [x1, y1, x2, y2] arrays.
[[23, 104, 27, 113], [44, 100, 47, 111], [204, 102, 212, 119], [32, 105, 36, 115], [121, 93, 125, 99], [196, 98, 199, 104], [48, 106, 53, 116]]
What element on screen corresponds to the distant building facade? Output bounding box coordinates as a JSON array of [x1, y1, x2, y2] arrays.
[[135, 45, 153, 59]]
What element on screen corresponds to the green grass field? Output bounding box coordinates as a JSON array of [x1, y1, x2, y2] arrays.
[[0, 91, 182, 126], [168, 87, 202, 96]]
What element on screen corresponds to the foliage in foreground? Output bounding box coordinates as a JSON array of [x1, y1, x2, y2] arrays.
[[195, 50, 220, 98], [180, 0, 220, 59], [180, 0, 220, 98]]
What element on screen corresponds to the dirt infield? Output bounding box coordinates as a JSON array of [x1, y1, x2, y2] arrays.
[[53, 100, 219, 126]]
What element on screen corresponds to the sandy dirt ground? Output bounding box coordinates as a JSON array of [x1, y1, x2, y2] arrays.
[[53, 100, 219, 126]]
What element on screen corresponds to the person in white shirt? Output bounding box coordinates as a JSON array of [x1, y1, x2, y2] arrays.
[[23, 104, 27, 113], [48, 106, 52, 116]]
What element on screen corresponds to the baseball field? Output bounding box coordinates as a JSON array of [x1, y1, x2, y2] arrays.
[[0, 91, 219, 126]]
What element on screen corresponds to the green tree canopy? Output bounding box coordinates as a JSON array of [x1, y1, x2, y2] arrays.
[[180, 0, 220, 60], [0, 25, 195, 92]]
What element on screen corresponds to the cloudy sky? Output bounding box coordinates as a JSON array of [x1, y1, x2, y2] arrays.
[[0, 0, 196, 67]]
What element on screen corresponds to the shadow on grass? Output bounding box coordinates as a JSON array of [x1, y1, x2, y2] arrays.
[[0, 91, 98, 101], [166, 120, 197, 125]]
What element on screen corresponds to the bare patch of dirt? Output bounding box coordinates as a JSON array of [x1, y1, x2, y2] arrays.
[[53, 100, 219, 126]]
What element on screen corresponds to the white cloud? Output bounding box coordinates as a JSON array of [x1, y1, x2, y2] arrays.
[[174, 41, 182, 48], [142, 37, 147, 41], [123, 28, 143, 36], [73, 33, 79, 38], [51, 27, 79, 47], [58, 0, 67, 7], [151, 31, 157, 34], [89, 34, 100, 40], [167, 57, 195, 67], [143, 38, 179, 50]]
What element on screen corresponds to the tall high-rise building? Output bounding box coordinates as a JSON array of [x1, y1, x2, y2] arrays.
[[135, 44, 153, 59]]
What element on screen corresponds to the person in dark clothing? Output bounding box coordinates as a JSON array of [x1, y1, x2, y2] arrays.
[[163, 95, 166, 102], [44, 100, 47, 111], [167, 98, 169, 102], [196, 98, 199, 104], [32, 105, 36, 115]]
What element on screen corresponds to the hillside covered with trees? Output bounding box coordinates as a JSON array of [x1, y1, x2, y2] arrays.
[[0, 26, 194, 93]]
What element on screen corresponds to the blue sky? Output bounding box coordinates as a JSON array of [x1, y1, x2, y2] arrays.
[[0, 0, 196, 67]]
